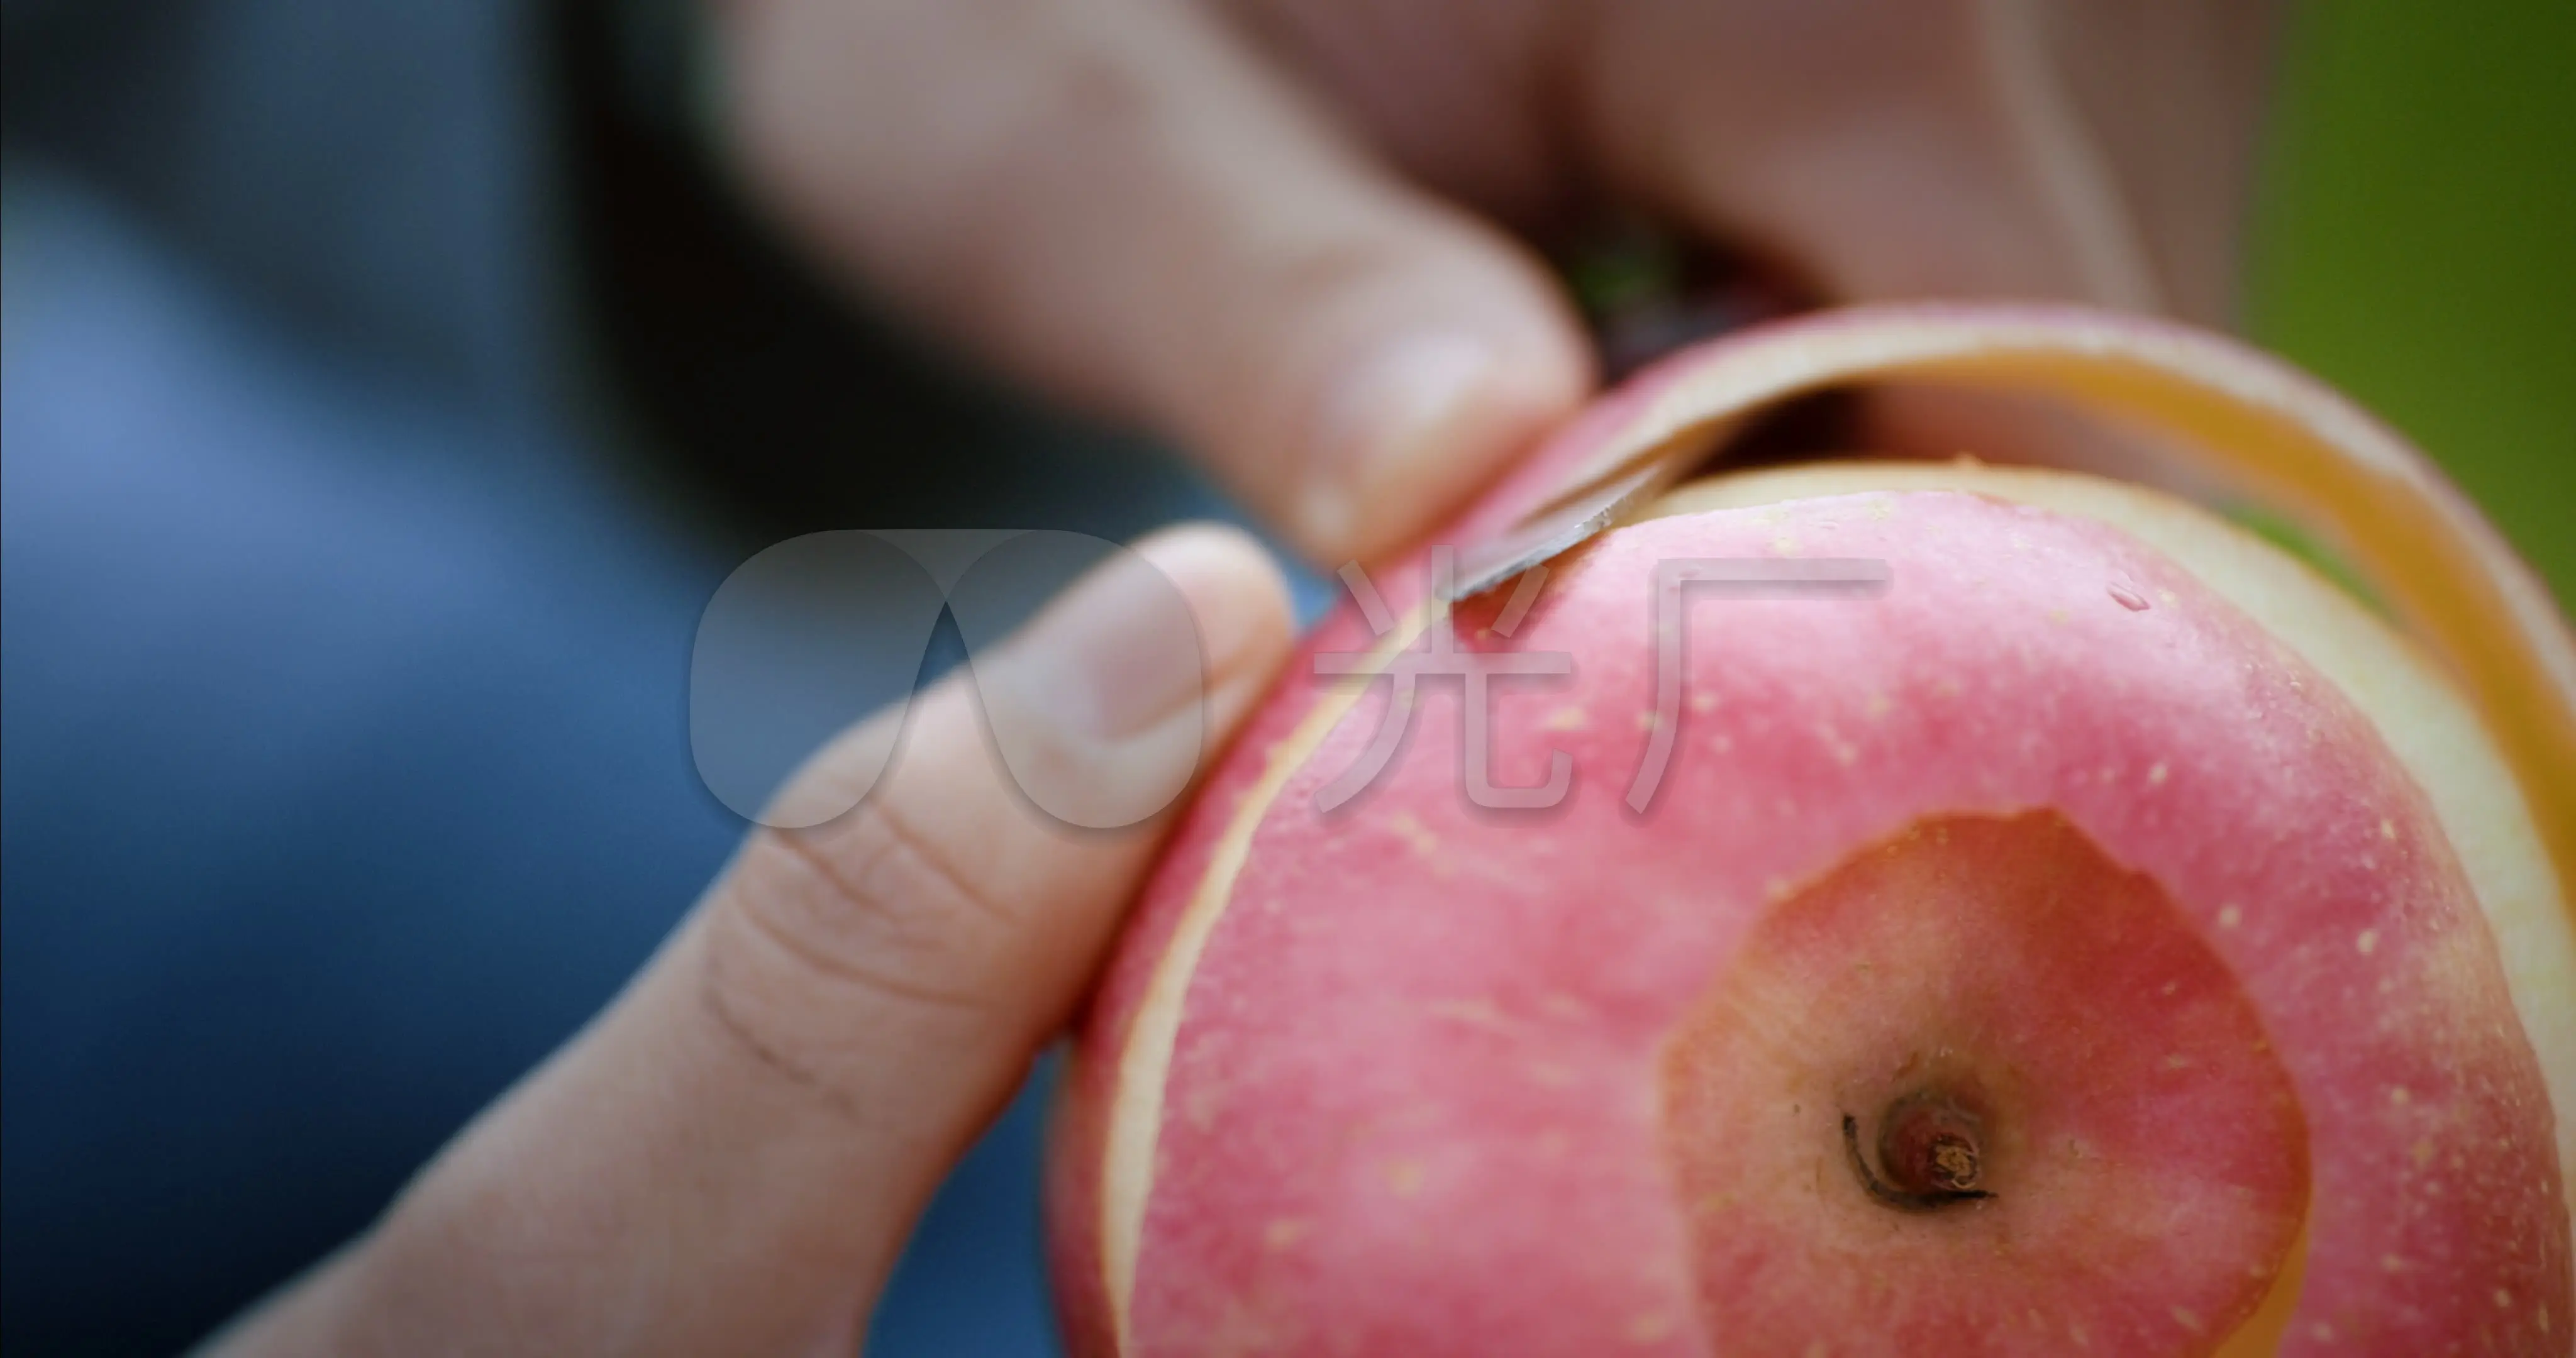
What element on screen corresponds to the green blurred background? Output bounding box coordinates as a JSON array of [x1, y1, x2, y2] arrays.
[[2250, 0, 2576, 604]]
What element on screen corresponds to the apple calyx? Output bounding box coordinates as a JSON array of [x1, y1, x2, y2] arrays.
[[1845, 1090, 1992, 1210]]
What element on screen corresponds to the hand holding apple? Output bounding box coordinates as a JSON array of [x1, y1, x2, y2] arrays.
[[196, 310, 2569, 1358]]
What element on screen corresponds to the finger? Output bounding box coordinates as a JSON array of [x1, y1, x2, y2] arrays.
[[1577, 0, 2277, 319], [223, 526, 1293, 1357], [2011, 0, 2283, 326], [719, 0, 1593, 563]]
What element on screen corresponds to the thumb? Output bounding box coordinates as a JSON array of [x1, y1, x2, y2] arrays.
[[219, 526, 1292, 1356], [721, 0, 1593, 563]]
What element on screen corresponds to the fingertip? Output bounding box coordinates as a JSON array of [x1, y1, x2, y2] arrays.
[[1125, 521, 1297, 700], [957, 522, 1294, 831]]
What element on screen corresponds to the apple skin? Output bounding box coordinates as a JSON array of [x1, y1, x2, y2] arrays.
[[1047, 311, 2576, 1355]]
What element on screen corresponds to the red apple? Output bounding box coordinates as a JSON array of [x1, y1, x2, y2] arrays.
[[1047, 306, 2576, 1355]]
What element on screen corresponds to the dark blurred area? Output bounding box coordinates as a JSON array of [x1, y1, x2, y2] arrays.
[[3, 1, 2568, 1355], [4, 3, 1221, 1354]]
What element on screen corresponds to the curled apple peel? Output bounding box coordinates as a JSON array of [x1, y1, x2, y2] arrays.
[[1048, 305, 2575, 1355]]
